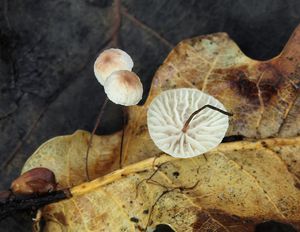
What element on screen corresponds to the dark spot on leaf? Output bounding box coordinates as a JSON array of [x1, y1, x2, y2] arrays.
[[130, 217, 139, 223], [154, 224, 175, 232], [261, 141, 268, 148], [143, 209, 149, 214], [193, 210, 255, 231], [135, 125, 147, 136], [172, 171, 180, 178], [255, 221, 298, 232], [257, 64, 283, 103], [136, 170, 148, 174], [53, 212, 68, 226], [294, 182, 300, 190], [222, 135, 244, 143], [227, 67, 258, 102]]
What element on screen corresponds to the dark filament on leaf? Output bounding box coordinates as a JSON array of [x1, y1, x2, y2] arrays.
[[182, 104, 233, 133], [85, 97, 109, 181], [145, 181, 199, 230], [119, 108, 128, 169]]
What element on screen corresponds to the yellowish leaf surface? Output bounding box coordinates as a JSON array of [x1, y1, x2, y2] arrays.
[[23, 130, 121, 187], [43, 137, 300, 231]]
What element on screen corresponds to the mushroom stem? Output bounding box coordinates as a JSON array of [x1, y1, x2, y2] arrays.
[[119, 108, 127, 169], [86, 97, 109, 181], [182, 105, 233, 133]]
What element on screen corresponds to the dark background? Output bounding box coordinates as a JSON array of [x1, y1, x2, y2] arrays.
[[0, 0, 300, 231]]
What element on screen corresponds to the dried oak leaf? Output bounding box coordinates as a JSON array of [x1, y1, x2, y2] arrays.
[[22, 26, 300, 231], [121, 24, 300, 166], [42, 137, 300, 231], [22, 130, 121, 187], [24, 25, 300, 185]]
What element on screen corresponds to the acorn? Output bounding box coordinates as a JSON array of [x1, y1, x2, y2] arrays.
[[11, 168, 57, 196]]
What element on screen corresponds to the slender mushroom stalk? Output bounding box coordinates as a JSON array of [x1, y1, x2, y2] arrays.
[[85, 98, 109, 181], [86, 49, 143, 181], [86, 48, 134, 181], [182, 105, 233, 133]]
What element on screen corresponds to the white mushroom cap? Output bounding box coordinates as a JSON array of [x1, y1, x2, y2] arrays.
[[147, 88, 229, 158], [104, 70, 143, 106], [94, 48, 134, 85]]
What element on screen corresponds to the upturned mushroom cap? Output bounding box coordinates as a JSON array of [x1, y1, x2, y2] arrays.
[[104, 70, 143, 106], [147, 88, 229, 158], [94, 48, 134, 85]]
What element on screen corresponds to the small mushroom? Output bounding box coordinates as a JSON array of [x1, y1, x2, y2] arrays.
[[86, 49, 142, 181], [147, 88, 231, 158], [104, 70, 143, 106], [94, 48, 134, 85]]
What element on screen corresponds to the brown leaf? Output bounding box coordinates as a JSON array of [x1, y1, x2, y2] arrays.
[[22, 26, 300, 230], [41, 137, 300, 231], [121, 24, 300, 166], [23, 25, 300, 186], [22, 130, 121, 187]]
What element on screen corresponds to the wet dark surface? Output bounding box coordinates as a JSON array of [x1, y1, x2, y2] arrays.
[[0, 0, 300, 231]]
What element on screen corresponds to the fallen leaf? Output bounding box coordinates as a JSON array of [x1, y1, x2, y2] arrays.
[[22, 25, 300, 231], [23, 25, 300, 186], [22, 130, 121, 187], [121, 24, 300, 167], [41, 137, 300, 231]]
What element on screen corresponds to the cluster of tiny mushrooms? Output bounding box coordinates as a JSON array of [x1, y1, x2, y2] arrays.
[[0, 48, 233, 220], [92, 48, 233, 162], [10, 48, 234, 194]]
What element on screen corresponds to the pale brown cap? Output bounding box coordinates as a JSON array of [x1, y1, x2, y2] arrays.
[[104, 70, 143, 106], [94, 48, 134, 85]]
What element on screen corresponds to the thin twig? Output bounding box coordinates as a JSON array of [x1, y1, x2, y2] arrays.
[[135, 162, 169, 198], [0, 189, 71, 221], [145, 181, 199, 230]]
